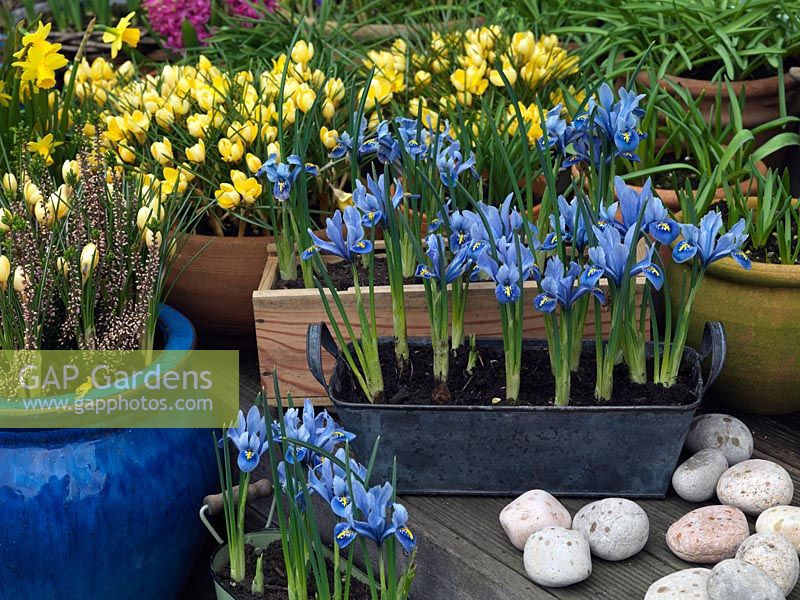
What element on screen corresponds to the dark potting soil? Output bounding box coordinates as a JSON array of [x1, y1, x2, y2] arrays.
[[719, 202, 800, 265], [216, 541, 371, 600], [679, 57, 799, 82], [273, 257, 417, 290], [651, 153, 702, 190], [338, 342, 695, 407]]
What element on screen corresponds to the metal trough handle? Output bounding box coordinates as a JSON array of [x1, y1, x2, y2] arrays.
[[306, 322, 340, 394], [699, 321, 726, 396]]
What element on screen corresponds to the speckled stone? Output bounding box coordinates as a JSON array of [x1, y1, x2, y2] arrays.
[[666, 505, 750, 564], [736, 533, 799, 595], [572, 498, 649, 561], [707, 559, 784, 600], [716, 459, 794, 516], [499, 490, 571, 550], [685, 414, 753, 465], [672, 449, 729, 502], [523, 526, 592, 588], [644, 568, 711, 600], [757, 506, 800, 553]]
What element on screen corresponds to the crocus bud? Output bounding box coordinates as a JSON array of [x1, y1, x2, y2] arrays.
[[56, 256, 69, 277], [23, 181, 43, 209], [291, 40, 314, 64], [245, 153, 263, 173], [136, 200, 164, 230], [13, 266, 29, 294], [0, 255, 10, 289], [321, 98, 335, 121], [144, 229, 162, 250], [80, 243, 99, 283], [185, 139, 205, 163], [62, 160, 79, 183], [34, 200, 54, 226], [0, 208, 12, 232], [2, 173, 17, 194]]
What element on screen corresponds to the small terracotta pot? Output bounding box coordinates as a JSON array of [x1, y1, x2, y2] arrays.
[[627, 157, 767, 211], [637, 71, 800, 131], [167, 234, 272, 349], [636, 71, 800, 166], [570, 160, 768, 211], [665, 200, 800, 415]]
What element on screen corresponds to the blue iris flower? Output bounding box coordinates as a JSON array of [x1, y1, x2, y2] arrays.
[[467, 194, 524, 247], [415, 234, 474, 285], [256, 154, 317, 202], [608, 176, 680, 244], [562, 83, 646, 165], [672, 211, 751, 269], [271, 398, 356, 465], [333, 481, 416, 553], [303, 206, 374, 262], [329, 131, 353, 160], [277, 461, 307, 512], [543, 195, 593, 252], [436, 141, 478, 188], [225, 405, 267, 473], [307, 448, 367, 518], [581, 225, 665, 290], [533, 256, 606, 313], [359, 120, 401, 165], [395, 116, 429, 158], [352, 174, 404, 227], [475, 235, 538, 301]]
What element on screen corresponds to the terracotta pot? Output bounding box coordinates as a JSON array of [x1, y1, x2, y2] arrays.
[[637, 71, 800, 131], [628, 157, 767, 210], [664, 200, 800, 415], [167, 233, 272, 348], [637, 71, 800, 167]]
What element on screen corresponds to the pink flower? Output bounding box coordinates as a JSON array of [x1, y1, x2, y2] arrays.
[[225, 0, 278, 20], [143, 0, 212, 49]]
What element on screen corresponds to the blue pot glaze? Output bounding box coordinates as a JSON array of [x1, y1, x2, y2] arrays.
[[0, 305, 218, 600]]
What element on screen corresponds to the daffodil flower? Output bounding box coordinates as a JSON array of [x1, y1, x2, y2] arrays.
[[102, 12, 141, 59]]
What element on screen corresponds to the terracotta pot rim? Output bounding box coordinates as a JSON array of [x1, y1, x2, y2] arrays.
[[673, 197, 800, 288], [180, 232, 274, 245], [636, 71, 800, 97]]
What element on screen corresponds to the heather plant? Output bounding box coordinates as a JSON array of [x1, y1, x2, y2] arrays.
[[0, 136, 187, 351]]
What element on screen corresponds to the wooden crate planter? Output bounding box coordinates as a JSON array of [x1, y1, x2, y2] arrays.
[[254, 258, 649, 405]]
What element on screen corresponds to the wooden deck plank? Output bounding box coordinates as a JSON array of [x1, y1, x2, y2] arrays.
[[186, 352, 800, 600]]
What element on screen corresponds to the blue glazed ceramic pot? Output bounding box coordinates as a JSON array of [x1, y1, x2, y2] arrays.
[[0, 305, 217, 600]]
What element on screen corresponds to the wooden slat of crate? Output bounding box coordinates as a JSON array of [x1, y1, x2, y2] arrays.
[[254, 258, 648, 406]]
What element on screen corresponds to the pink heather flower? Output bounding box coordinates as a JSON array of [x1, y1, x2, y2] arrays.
[[143, 0, 212, 49], [225, 0, 278, 20]]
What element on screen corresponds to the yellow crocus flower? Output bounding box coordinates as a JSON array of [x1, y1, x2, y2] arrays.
[[218, 138, 244, 163], [186, 140, 206, 164], [230, 170, 262, 205]]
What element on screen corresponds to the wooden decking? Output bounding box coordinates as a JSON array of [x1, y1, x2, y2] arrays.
[[182, 350, 800, 600]]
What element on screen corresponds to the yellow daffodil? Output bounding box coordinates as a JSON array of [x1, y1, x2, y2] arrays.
[[27, 134, 62, 167], [15, 22, 53, 56], [218, 138, 244, 163], [103, 12, 141, 59], [13, 42, 69, 89], [0, 82, 11, 107], [185, 139, 206, 163]]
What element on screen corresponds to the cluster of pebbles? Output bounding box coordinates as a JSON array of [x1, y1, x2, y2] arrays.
[[498, 413, 798, 599]]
